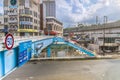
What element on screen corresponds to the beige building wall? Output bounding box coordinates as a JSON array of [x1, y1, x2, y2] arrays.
[[45, 17, 63, 36], [4, 0, 40, 36]]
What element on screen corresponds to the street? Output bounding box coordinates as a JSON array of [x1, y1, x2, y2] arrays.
[[3, 59, 120, 80]]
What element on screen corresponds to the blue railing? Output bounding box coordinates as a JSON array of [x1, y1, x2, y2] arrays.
[[53, 37, 95, 56]]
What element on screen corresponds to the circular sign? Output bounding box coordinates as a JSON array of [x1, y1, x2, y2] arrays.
[[5, 34, 14, 50], [10, 0, 17, 6]]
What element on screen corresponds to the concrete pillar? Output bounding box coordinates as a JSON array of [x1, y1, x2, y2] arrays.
[[47, 46, 51, 57]]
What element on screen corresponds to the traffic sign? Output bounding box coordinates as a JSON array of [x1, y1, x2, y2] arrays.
[[5, 34, 14, 50]]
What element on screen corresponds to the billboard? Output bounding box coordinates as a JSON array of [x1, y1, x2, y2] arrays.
[[18, 41, 32, 67]]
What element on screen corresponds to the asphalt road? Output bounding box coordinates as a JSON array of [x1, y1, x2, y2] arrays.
[[3, 59, 120, 80]]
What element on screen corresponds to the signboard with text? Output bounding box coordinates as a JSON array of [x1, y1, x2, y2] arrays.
[[18, 41, 32, 67]]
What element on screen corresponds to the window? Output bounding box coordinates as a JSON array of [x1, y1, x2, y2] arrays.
[[25, 9, 29, 14], [20, 17, 24, 21], [34, 26, 37, 29], [48, 24, 52, 30], [4, 18, 8, 23], [34, 12, 38, 17], [4, 0, 8, 7], [104, 37, 115, 43], [20, 9, 25, 14], [19, 0, 25, 6], [34, 11, 36, 17], [30, 10, 32, 15], [34, 19, 37, 24], [30, 25, 32, 29], [20, 25, 24, 29], [30, 18, 33, 22], [25, 17, 27, 21], [4, 10, 8, 15], [19, 9, 22, 14]]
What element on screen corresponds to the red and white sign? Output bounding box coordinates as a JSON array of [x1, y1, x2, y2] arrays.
[[5, 34, 14, 50]]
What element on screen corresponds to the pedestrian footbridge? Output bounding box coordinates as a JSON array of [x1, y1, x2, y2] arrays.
[[53, 37, 95, 56], [0, 36, 95, 80]]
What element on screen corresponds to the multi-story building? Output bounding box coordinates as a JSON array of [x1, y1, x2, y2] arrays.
[[44, 17, 63, 36], [40, 3, 46, 31], [0, 14, 4, 36], [64, 21, 120, 53], [42, 0, 56, 17], [4, 0, 40, 36], [42, 0, 63, 36]]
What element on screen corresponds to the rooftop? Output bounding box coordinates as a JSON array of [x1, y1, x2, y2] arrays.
[[46, 17, 63, 25]]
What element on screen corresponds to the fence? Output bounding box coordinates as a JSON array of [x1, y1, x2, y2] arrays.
[[0, 36, 54, 79], [0, 47, 18, 79]]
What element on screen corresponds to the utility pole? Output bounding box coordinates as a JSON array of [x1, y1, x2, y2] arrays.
[[103, 16, 107, 49], [94, 16, 99, 43]]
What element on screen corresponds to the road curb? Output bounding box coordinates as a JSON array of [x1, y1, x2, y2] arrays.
[[29, 55, 120, 62]]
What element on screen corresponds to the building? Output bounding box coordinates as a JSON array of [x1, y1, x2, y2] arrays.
[[40, 3, 46, 31], [64, 21, 120, 53], [44, 17, 63, 36], [42, 0, 63, 36], [4, 0, 40, 36], [0, 14, 4, 36], [42, 0, 56, 17]]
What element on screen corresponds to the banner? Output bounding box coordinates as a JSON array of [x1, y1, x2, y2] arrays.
[[18, 41, 32, 67]]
